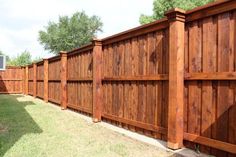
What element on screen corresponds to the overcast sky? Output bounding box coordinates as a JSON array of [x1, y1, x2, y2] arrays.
[[0, 0, 153, 59]]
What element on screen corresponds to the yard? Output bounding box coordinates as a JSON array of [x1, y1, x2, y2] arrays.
[[0, 94, 178, 157]]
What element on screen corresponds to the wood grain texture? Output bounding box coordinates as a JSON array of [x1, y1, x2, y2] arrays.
[[60, 51, 68, 109], [0, 67, 23, 93], [2, 1, 236, 156], [44, 59, 48, 102], [166, 9, 185, 149]]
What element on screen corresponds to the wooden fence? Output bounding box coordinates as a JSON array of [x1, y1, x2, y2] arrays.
[[0, 66, 24, 94], [0, 0, 235, 156]]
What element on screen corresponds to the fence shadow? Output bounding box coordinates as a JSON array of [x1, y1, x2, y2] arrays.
[[0, 94, 42, 156], [0, 75, 7, 93]]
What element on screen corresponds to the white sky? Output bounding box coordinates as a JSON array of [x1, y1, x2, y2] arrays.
[[0, 0, 153, 59]]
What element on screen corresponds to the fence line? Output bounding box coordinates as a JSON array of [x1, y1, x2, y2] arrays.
[[0, 0, 235, 156]]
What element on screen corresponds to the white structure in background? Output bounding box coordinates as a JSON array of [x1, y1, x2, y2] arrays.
[[0, 55, 6, 70]]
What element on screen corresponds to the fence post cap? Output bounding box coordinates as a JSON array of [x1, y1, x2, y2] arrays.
[[60, 51, 68, 57], [165, 8, 186, 22], [92, 38, 102, 46], [43, 58, 49, 61], [59, 51, 67, 54]]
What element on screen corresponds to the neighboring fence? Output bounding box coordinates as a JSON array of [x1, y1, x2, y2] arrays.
[[0, 0, 233, 156], [0, 66, 24, 93]]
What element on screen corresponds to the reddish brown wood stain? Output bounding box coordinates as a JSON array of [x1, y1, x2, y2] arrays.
[[0, 1, 236, 156]]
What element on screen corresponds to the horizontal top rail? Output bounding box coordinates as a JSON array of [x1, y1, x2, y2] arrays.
[[67, 43, 93, 57], [186, 0, 236, 22], [36, 61, 44, 65], [48, 55, 61, 62], [4, 66, 23, 69], [101, 18, 168, 45]]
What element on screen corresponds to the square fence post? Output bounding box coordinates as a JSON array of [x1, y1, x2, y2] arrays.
[[25, 66, 29, 95], [60, 51, 68, 109], [44, 59, 49, 102], [33, 63, 37, 98], [21, 67, 25, 94], [92, 39, 103, 122], [165, 8, 186, 150]]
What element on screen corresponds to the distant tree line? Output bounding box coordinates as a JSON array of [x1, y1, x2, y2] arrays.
[[0, 10, 103, 67], [0, 50, 42, 66]]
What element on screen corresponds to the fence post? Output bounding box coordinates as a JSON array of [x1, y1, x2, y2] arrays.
[[25, 66, 29, 95], [60, 51, 68, 109], [44, 59, 49, 102], [33, 63, 37, 98], [92, 39, 103, 122], [21, 67, 25, 94], [165, 8, 186, 150]]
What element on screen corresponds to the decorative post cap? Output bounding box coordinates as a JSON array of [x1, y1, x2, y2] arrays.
[[43, 57, 49, 61], [165, 8, 186, 22], [60, 51, 68, 57], [92, 38, 102, 46]]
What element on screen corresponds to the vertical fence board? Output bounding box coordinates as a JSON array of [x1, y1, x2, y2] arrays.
[[1, 1, 235, 156]]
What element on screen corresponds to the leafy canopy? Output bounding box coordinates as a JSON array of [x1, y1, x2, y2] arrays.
[[7, 51, 32, 66], [38, 11, 103, 54], [139, 0, 214, 24]]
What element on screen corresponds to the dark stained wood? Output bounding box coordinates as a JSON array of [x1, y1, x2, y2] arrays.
[[60, 51, 68, 109], [92, 39, 103, 122], [1, 2, 236, 156], [186, 0, 236, 22], [184, 133, 236, 154], [103, 75, 168, 81], [165, 9, 185, 150], [0, 67, 24, 94], [185, 72, 236, 80], [200, 16, 217, 154], [44, 59, 48, 102], [215, 12, 231, 157], [103, 113, 167, 135], [33, 63, 37, 98], [102, 19, 168, 45], [25, 66, 29, 95]]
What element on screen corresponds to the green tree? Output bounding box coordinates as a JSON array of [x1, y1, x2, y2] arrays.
[[8, 51, 32, 66], [38, 11, 103, 54], [139, 0, 214, 24]]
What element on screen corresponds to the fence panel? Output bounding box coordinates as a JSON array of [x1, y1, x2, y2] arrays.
[[67, 46, 93, 114], [183, 7, 236, 156], [48, 57, 61, 104], [36, 62, 44, 98], [0, 67, 23, 93], [102, 21, 169, 140], [28, 65, 33, 95]]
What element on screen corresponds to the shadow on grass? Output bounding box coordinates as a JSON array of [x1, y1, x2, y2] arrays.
[[0, 94, 42, 157]]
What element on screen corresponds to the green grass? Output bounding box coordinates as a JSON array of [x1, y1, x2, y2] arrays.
[[0, 94, 176, 157]]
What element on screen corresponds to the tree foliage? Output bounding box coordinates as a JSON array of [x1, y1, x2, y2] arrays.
[[8, 51, 32, 66], [139, 0, 214, 24], [38, 11, 103, 54]]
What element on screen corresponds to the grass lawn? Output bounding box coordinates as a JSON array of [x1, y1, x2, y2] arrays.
[[0, 94, 177, 157]]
